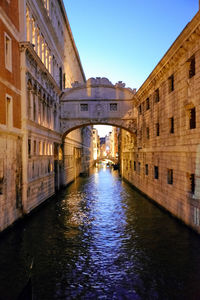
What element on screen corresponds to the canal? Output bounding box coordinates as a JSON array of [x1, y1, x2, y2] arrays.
[[1, 167, 200, 299]]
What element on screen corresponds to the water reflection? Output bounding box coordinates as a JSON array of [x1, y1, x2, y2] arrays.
[[0, 167, 200, 299]]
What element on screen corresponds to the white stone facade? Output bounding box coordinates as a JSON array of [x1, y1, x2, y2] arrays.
[[17, 0, 91, 216]]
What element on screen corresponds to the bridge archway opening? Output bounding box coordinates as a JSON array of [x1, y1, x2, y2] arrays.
[[61, 123, 136, 185], [62, 122, 136, 141]]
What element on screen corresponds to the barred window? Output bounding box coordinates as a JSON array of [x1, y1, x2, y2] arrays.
[[145, 164, 148, 176], [168, 74, 174, 93], [169, 117, 174, 134], [167, 169, 173, 184], [189, 107, 196, 129], [155, 88, 159, 102], [146, 98, 150, 110], [154, 166, 159, 179], [146, 127, 149, 139], [80, 104, 88, 111], [189, 56, 195, 78], [110, 103, 117, 111], [190, 173, 195, 194], [156, 123, 160, 136]]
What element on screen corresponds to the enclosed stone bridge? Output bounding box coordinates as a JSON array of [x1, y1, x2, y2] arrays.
[[60, 78, 137, 136], [95, 156, 119, 164]]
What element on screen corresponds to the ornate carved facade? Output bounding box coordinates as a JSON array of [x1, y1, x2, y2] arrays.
[[0, 0, 93, 232]]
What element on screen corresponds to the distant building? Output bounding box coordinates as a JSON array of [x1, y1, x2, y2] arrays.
[[100, 137, 106, 158], [92, 128, 99, 160]]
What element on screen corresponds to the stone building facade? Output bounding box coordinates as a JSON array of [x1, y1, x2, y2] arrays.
[[18, 0, 92, 214], [63, 126, 94, 185], [92, 128, 100, 161], [0, 0, 93, 232], [120, 10, 200, 233], [0, 0, 22, 231]]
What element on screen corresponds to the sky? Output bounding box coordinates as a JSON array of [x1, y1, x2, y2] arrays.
[[63, 0, 198, 136]]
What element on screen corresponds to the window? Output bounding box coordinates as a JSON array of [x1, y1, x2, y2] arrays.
[[63, 73, 66, 89], [145, 164, 148, 176], [156, 123, 160, 136], [39, 141, 42, 155], [6, 95, 13, 127], [146, 127, 149, 139], [41, 37, 45, 64], [169, 117, 174, 134], [190, 174, 195, 194], [189, 107, 196, 129], [168, 74, 174, 93], [154, 166, 159, 179], [134, 161, 136, 171], [34, 140, 37, 155], [138, 162, 141, 174], [4, 33, 12, 72], [138, 104, 142, 115], [59, 67, 63, 90], [28, 139, 31, 157], [80, 104, 88, 111], [155, 89, 159, 102], [189, 56, 195, 78], [167, 169, 173, 184], [194, 207, 200, 226], [110, 103, 117, 111], [33, 97, 37, 122], [146, 98, 150, 110]]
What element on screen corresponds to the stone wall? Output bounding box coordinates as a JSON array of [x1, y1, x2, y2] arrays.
[[120, 11, 200, 233], [0, 134, 22, 231], [63, 127, 94, 186]]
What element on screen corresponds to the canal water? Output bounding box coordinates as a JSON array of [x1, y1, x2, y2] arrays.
[[1, 167, 200, 299]]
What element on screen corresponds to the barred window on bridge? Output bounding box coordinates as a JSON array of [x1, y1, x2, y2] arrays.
[[110, 103, 118, 111], [80, 104, 88, 111]]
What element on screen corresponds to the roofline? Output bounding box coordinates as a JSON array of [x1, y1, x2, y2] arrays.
[[58, 0, 86, 83]]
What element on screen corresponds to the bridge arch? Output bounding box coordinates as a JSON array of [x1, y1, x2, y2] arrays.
[[60, 77, 137, 137]]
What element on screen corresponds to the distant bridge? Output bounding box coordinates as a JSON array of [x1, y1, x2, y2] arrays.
[[95, 156, 119, 165]]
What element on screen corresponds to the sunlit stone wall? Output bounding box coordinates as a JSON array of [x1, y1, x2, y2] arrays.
[[120, 11, 200, 233]]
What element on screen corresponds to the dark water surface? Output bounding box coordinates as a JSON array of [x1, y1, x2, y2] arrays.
[[1, 167, 200, 299]]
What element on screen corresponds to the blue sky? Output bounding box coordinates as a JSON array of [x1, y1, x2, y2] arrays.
[[64, 0, 198, 136]]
